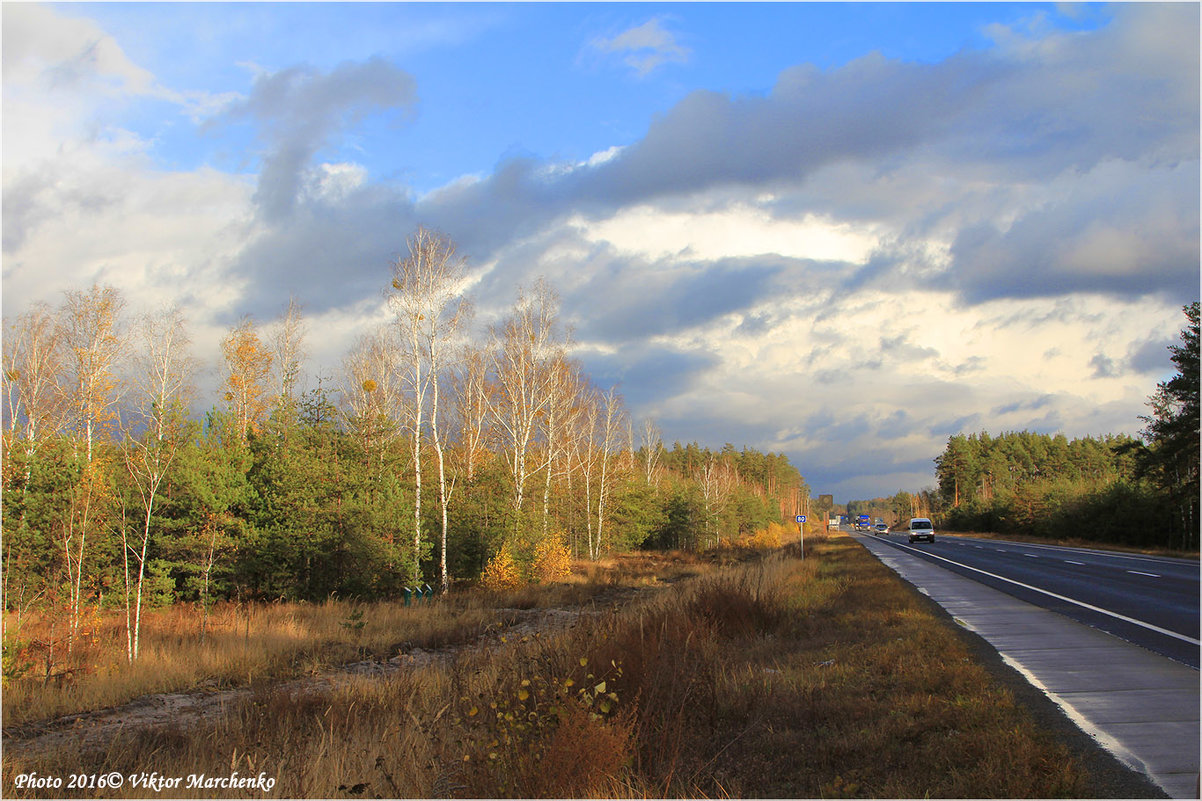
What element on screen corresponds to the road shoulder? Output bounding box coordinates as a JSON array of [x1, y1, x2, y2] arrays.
[[854, 532, 1198, 799]]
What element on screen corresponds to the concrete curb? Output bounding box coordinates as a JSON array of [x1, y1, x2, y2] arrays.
[[853, 533, 1199, 799]]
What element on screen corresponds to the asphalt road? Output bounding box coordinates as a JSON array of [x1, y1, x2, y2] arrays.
[[864, 531, 1200, 668]]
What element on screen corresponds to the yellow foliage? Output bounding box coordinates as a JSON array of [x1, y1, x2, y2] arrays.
[[481, 543, 524, 591], [531, 532, 572, 584], [738, 521, 785, 549]]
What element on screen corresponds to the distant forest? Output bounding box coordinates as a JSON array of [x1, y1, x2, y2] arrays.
[[933, 430, 1173, 546], [2, 229, 804, 657], [933, 304, 1197, 550]]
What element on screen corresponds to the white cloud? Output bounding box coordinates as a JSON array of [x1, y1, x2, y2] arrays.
[[587, 17, 691, 77], [575, 205, 878, 264], [2, 4, 259, 328], [307, 162, 369, 203], [585, 145, 625, 168], [2, 3, 159, 97]]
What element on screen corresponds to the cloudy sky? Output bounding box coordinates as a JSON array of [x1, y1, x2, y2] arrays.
[[3, 2, 1198, 501]]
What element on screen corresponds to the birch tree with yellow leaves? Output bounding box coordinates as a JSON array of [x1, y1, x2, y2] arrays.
[[221, 317, 274, 443]]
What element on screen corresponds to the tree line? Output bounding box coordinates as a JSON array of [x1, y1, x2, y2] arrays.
[[2, 228, 804, 661], [843, 492, 937, 529], [931, 303, 1199, 551]]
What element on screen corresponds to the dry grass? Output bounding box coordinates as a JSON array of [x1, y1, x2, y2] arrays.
[[4, 598, 484, 726], [3, 553, 704, 729], [3, 532, 1117, 798]]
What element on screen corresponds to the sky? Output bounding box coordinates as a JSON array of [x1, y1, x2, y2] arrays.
[[3, 2, 1199, 502]]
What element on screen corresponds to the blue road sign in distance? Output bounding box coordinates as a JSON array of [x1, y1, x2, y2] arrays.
[[796, 515, 806, 523]]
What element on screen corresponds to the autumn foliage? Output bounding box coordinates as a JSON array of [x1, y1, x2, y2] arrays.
[[480, 543, 523, 591], [531, 532, 572, 584]]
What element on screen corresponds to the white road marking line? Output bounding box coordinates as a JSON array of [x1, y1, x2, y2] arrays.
[[1064, 560, 1086, 566], [965, 537, 1190, 567], [1127, 570, 1161, 578], [1023, 553, 1039, 558], [879, 539, 1200, 646]]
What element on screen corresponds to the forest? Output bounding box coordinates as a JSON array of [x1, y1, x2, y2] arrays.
[[1, 229, 804, 663], [931, 303, 1199, 551]]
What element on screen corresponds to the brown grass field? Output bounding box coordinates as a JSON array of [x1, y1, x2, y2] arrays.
[[1, 532, 1150, 797]]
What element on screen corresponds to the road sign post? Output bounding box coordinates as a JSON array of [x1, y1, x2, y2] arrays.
[[795, 515, 807, 559]]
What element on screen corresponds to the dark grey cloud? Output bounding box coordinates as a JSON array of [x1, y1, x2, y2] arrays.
[[213, 57, 417, 222], [930, 413, 984, 439], [878, 333, 938, 364], [1128, 334, 1176, 375], [578, 343, 718, 409], [954, 356, 986, 376], [876, 410, 911, 441], [221, 182, 419, 322], [566, 51, 997, 208], [992, 394, 1054, 417], [3, 172, 55, 253], [800, 408, 873, 446], [558, 249, 788, 344], [1090, 353, 1118, 379], [2, 157, 126, 254], [946, 162, 1199, 303], [416, 157, 575, 261]]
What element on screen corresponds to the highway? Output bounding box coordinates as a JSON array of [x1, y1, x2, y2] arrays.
[[864, 531, 1200, 668]]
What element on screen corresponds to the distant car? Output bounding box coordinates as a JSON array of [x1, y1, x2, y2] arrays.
[[908, 517, 935, 543], [874, 523, 888, 534]]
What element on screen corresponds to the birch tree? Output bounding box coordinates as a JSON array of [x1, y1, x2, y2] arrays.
[[221, 317, 274, 443], [538, 356, 586, 540], [341, 327, 403, 464], [450, 343, 495, 484], [60, 284, 126, 462], [571, 387, 602, 559], [699, 456, 735, 548], [2, 304, 68, 607], [3, 302, 66, 446], [595, 386, 626, 557], [640, 417, 662, 485], [490, 279, 562, 544], [388, 226, 469, 590], [271, 296, 307, 404], [120, 305, 197, 661], [57, 284, 125, 652]]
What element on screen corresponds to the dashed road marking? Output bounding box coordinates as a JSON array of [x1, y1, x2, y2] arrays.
[[868, 537, 1200, 646]]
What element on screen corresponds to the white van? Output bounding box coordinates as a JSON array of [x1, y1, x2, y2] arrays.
[[908, 518, 935, 543]]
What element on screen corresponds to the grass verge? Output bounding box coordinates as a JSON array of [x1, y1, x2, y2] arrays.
[[2, 552, 708, 728], [3, 533, 1142, 797]]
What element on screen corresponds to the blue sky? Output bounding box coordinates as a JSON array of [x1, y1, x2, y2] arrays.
[[3, 2, 1198, 500]]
